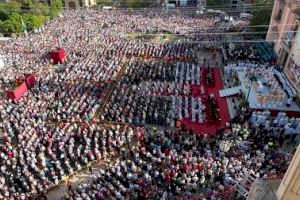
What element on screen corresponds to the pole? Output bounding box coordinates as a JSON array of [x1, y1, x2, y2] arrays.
[[246, 72, 254, 102]]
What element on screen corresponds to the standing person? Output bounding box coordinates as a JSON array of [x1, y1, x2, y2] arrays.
[[67, 179, 72, 191], [88, 163, 93, 174]]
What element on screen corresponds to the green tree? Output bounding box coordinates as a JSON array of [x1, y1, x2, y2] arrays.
[[126, 0, 150, 8], [206, 0, 231, 8], [0, 17, 24, 34], [0, 1, 54, 34], [22, 13, 45, 30], [7, 13, 24, 33], [0, 20, 16, 33], [32, 2, 49, 16], [96, 0, 113, 8], [249, 0, 274, 34], [0, 2, 21, 21], [49, 0, 63, 18]]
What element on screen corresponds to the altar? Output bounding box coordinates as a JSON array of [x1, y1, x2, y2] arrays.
[[237, 69, 300, 114]]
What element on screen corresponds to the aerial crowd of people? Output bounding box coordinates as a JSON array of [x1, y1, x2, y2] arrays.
[[0, 9, 298, 200]]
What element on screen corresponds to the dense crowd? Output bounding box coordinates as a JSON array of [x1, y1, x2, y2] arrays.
[[67, 110, 294, 199], [102, 58, 205, 127], [251, 111, 300, 137], [0, 8, 296, 200], [0, 9, 234, 198], [0, 122, 135, 199]]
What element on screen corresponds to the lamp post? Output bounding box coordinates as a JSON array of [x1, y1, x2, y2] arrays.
[[20, 16, 27, 36], [246, 71, 255, 103]]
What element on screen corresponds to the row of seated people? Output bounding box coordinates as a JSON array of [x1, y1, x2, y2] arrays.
[[169, 96, 206, 123], [102, 84, 173, 127], [139, 81, 191, 96], [123, 42, 197, 62], [123, 60, 201, 85], [103, 82, 209, 127]]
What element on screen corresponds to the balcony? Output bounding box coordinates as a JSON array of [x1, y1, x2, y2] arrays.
[[295, 8, 300, 20], [275, 9, 283, 22], [282, 31, 295, 50], [266, 26, 279, 41]]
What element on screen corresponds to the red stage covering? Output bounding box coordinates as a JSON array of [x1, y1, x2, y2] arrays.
[[182, 68, 231, 135], [202, 67, 215, 88], [50, 49, 66, 64], [26, 73, 36, 89], [6, 82, 28, 100]]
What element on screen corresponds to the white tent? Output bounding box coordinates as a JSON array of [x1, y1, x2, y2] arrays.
[[103, 6, 113, 10]]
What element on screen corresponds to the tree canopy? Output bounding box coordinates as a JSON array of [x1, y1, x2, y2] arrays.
[[126, 0, 151, 8], [206, 0, 231, 8], [49, 0, 64, 18], [96, 0, 113, 8], [249, 0, 274, 34], [0, 0, 63, 35]]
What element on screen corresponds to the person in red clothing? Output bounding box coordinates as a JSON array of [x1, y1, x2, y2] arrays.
[[67, 180, 72, 191], [165, 174, 171, 184], [164, 148, 171, 157], [7, 151, 13, 158], [183, 165, 190, 172]]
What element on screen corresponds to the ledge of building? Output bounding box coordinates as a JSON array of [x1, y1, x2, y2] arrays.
[[247, 179, 281, 200]]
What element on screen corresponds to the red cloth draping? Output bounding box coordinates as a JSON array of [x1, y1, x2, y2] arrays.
[[6, 91, 15, 99], [26, 73, 36, 89], [6, 82, 28, 100], [50, 49, 66, 64], [14, 82, 28, 100]]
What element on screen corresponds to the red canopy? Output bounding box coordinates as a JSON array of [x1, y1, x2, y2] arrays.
[[50, 49, 66, 64], [26, 73, 36, 89], [6, 82, 28, 100]]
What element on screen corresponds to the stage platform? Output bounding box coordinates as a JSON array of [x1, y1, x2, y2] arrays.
[[237, 71, 300, 116]]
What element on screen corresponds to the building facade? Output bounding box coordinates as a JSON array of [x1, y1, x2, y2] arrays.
[[165, 0, 191, 6], [230, 0, 255, 11], [266, 0, 300, 95], [64, 0, 96, 9], [277, 144, 300, 200]]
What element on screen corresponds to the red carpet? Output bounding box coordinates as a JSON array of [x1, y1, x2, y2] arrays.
[[182, 68, 230, 135]]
